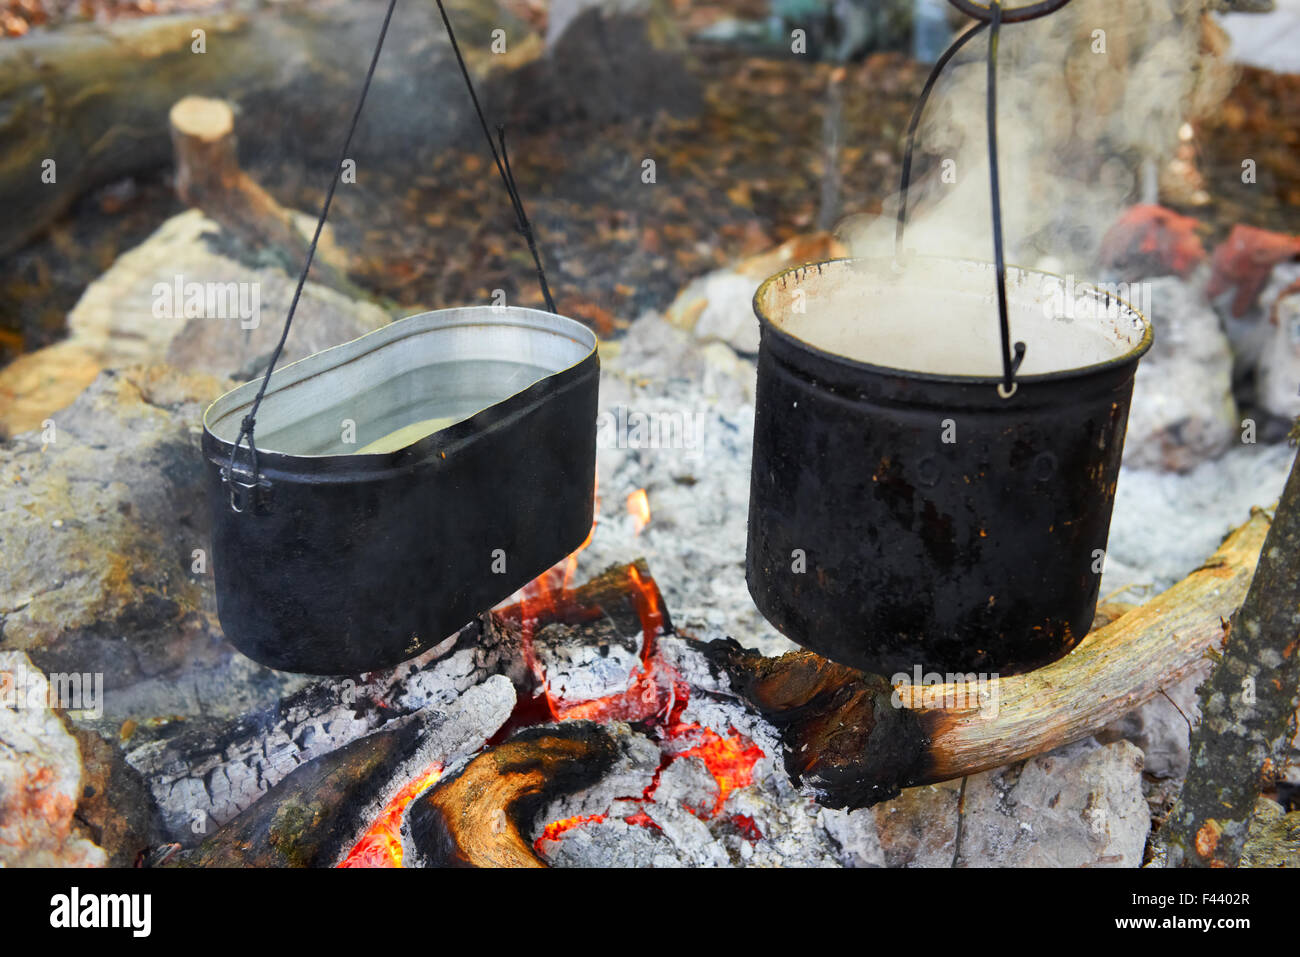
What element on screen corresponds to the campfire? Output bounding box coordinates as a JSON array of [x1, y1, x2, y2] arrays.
[[1, 0, 1298, 884]]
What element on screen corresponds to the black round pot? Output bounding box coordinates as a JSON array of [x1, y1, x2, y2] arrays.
[[746, 257, 1153, 677]]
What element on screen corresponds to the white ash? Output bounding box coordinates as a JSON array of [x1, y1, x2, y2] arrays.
[[124, 623, 519, 843], [574, 313, 793, 658], [1101, 440, 1295, 599], [534, 619, 644, 706]]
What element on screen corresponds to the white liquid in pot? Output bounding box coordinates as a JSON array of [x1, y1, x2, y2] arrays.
[[762, 260, 1148, 377]]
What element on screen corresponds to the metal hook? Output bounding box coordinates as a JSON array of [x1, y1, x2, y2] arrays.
[[226, 416, 261, 513]]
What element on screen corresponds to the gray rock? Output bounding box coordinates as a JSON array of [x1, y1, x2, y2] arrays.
[[873, 739, 1149, 867], [1099, 669, 1203, 779], [959, 739, 1149, 867], [1256, 291, 1300, 422], [1124, 276, 1238, 472], [0, 651, 107, 866], [1242, 797, 1300, 867], [69, 209, 391, 381], [0, 365, 244, 691]]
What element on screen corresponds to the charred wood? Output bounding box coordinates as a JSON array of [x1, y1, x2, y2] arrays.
[[405, 723, 619, 868]]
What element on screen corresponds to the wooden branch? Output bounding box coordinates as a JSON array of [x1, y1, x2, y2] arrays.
[[706, 507, 1273, 810], [1162, 452, 1300, 867], [405, 724, 618, 868]]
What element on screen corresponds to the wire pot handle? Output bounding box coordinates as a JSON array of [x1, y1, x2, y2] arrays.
[[894, 0, 1075, 399]]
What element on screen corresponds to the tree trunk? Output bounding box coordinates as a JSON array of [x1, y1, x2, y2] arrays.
[[1160, 450, 1300, 867]]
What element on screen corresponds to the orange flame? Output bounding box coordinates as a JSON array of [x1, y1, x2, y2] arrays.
[[677, 728, 764, 818], [337, 762, 443, 868], [532, 813, 606, 854], [627, 488, 650, 535]]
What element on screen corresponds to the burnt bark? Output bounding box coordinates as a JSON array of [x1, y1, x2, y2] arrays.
[[174, 720, 424, 868], [1160, 451, 1300, 867]]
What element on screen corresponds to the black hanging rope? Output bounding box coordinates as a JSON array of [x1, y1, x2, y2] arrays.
[[895, 0, 1075, 398], [227, 0, 558, 511], [434, 0, 556, 314], [984, 1, 1026, 398], [894, 20, 989, 252], [226, 0, 400, 509]]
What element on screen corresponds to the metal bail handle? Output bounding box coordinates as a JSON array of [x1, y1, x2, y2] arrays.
[[895, 0, 1076, 399]]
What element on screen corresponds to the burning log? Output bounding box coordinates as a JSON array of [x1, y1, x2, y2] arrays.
[[172, 676, 516, 867], [127, 612, 525, 842], [405, 723, 619, 868], [707, 508, 1273, 810]]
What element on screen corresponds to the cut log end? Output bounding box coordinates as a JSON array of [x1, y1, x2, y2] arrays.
[[405, 723, 620, 868], [168, 95, 235, 143]]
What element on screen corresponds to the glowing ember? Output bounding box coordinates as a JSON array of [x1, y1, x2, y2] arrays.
[[677, 727, 764, 817], [731, 814, 763, 842], [336, 763, 442, 868], [533, 813, 606, 854], [358, 498, 766, 864], [627, 488, 651, 535]]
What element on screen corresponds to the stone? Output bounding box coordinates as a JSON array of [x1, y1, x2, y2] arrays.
[[1123, 275, 1238, 472], [1099, 669, 1203, 780], [958, 739, 1149, 867], [872, 739, 1149, 868], [0, 651, 107, 866], [0, 210, 390, 437], [1242, 797, 1300, 867], [663, 232, 846, 355], [70, 726, 167, 867], [1256, 290, 1300, 422], [0, 365, 239, 689], [0, 340, 102, 439]]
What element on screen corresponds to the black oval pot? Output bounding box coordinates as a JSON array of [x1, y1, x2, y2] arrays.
[[202, 306, 599, 675]]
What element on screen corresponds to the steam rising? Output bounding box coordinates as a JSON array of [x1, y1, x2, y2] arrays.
[[841, 0, 1235, 273]]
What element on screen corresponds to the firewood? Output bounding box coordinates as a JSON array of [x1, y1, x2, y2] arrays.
[[706, 507, 1273, 810], [405, 724, 619, 868]]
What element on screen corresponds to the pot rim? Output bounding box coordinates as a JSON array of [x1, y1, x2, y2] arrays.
[[752, 256, 1154, 388], [202, 304, 598, 470]]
